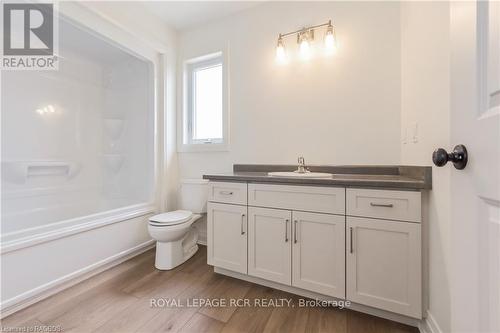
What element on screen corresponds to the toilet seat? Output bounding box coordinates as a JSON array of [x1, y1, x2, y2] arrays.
[[149, 210, 193, 226]]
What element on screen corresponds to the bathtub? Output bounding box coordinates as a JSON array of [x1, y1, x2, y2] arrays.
[[0, 199, 156, 317], [1, 194, 155, 251], [0, 14, 158, 317]]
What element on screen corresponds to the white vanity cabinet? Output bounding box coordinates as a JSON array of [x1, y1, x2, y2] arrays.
[[345, 188, 422, 318], [248, 207, 292, 284], [246, 207, 346, 297], [346, 188, 421, 222], [207, 202, 248, 274], [248, 183, 345, 215], [207, 181, 423, 320], [292, 211, 345, 298], [208, 181, 247, 205], [346, 216, 421, 318]]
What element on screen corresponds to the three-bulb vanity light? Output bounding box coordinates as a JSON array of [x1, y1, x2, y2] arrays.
[[276, 20, 337, 63]]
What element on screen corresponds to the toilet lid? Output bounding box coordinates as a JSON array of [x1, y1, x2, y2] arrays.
[[149, 210, 193, 226]]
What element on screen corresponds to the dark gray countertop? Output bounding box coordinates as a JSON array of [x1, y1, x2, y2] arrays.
[[203, 164, 432, 190]]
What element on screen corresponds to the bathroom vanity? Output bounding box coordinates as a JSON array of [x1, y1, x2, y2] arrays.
[[203, 164, 431, 322]]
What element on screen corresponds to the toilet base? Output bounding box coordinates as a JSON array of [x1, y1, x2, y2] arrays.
[[154, 229, 199, 270]]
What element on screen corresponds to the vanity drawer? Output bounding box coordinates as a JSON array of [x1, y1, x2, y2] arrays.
[[248, 184, 345, 215], [346, 189, 421, 222], [208, 182, 247, 205]]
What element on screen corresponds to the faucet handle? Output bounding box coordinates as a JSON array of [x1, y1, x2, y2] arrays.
[[296, 156, 307, 173]]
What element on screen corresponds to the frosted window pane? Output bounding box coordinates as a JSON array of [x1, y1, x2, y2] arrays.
[[193, 64, 223, 140]]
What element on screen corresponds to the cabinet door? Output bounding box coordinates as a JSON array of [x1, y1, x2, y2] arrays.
[[207, 202, 247, 274], [292, 211, 345, 298], [248, 207, 292, 285], [347, 217, 421, 318]]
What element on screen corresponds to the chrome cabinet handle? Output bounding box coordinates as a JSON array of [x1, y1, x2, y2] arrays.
[[220, 191, 234, 195], [350, 227, 354, 253], [294, 220, 298, 243], [370, 202, 394, 208], [241, 214, 245, 235], [285, 219, 289, 242]]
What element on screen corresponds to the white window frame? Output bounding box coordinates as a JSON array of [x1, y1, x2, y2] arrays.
[[179, 51, 229, 152]]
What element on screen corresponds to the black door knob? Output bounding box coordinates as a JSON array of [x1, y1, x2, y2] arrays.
[[432, 144, 468, 170]]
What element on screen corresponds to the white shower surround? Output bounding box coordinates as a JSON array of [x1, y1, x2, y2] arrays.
[[0, 2, 173, 317]]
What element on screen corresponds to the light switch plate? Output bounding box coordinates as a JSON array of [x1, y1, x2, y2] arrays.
[[412, 122, 418, 143]]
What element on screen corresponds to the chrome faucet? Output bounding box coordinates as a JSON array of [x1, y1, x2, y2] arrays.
[[295, 156, 308, 173]]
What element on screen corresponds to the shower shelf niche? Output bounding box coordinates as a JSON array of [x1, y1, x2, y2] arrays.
[[1, 161, 81, 184]]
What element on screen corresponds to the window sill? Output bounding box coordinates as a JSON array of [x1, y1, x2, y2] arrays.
[[177, 143, 229, 153]]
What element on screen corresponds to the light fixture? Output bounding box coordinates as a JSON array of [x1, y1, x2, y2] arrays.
[[298, 30, 311, 60], [276, 34, 287, 63], [275, 19, 337, 62], [324, 20, 337, 52]]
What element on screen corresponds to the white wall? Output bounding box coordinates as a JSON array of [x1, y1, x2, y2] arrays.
[[401, 2, 451, 333], [177, 1, 402, 178]]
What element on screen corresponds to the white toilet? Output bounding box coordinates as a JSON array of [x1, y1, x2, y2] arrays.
[[148, 179, 208, 270]]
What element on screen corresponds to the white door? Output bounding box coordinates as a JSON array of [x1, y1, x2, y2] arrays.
[[346, 217, 422, 319], [207, 202, 247, 274], [248, 207, 292, 284], [449, 2, 500, 331], [292, 211, 345, 298]]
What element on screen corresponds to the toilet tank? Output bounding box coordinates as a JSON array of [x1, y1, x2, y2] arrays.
[[178, 179, 209, 213]]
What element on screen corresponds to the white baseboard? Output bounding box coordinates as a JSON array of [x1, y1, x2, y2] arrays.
[[418, 311, 443, 333], [0, 240, 155, 318], [214, 267, 421, 328]]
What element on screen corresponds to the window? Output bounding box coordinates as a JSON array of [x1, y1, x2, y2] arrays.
[[181, 52, 228, 152]]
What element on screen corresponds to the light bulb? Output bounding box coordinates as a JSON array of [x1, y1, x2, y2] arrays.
[[299, 35, 311, 60], [324, 24, 336, 53], [276, 37, 287, 63]]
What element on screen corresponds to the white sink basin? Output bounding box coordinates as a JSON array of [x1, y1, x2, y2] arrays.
[[267, 171, 333, 179]]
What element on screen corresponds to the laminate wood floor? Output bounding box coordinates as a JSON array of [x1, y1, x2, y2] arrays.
[[1, 246, 418, 333]]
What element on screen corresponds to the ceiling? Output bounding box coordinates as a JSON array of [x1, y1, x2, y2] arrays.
[[142, 1, 263, 31]]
